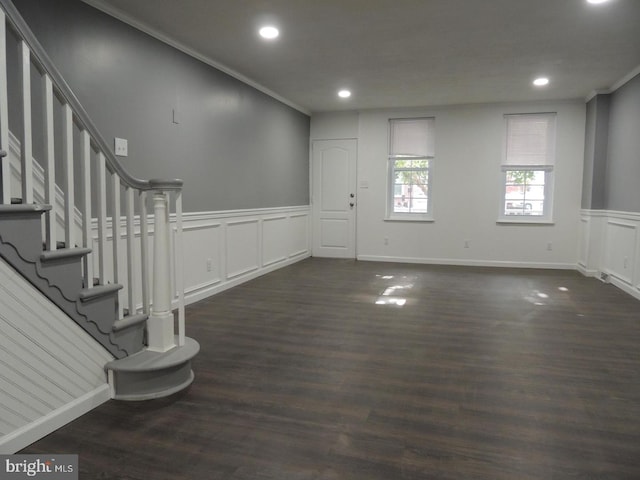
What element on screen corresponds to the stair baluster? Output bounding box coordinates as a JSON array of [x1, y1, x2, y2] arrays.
[[175, 190, 185, 347], [139, 190, 150, 315], [0, 9, 9, 204], [96, 152, 108, 286], [61, 104, 74, 247], [19, 40, 32, 204], [125, 186, 136, 316], [42, 74, 56, 251], [80, 130, 93, 289], [111, 172, 123, 319]]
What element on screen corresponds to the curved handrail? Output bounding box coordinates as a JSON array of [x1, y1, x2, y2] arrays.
[[0, 0, 181, 192], [149, 179, 183, 191]]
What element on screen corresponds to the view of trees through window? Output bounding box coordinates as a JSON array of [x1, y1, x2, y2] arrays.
[[393, 159, 429, 213], [504, 169, 545, 216]]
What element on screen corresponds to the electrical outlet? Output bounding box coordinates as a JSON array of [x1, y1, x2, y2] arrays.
[[114, 137, 128, 157], [464, 240, 470, 248], [384, 237, 389, 246], [547, 242, 553, 251], [206, 258, 213, 272]]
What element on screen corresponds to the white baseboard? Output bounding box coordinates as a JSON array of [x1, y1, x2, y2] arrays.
[[607, 273, 640, 302], [0, 385, 111, 454], [358, 254, 576, 270], [575, 263, 600, 278]]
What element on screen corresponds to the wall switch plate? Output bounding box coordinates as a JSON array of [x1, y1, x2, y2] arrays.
[[114, 137, 128, 157]]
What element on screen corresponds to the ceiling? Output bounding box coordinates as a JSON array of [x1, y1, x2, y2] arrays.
[[83, 0, 640, 114]]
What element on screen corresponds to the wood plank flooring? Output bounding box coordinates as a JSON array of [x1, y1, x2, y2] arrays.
[[22, 258, 640, 479]]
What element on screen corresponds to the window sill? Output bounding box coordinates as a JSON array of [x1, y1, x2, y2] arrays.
[[385, 215, 434, 223], [497, 217, 554, 225]]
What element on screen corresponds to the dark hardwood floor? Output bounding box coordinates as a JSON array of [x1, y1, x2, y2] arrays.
[[22, 258, 640, 479]]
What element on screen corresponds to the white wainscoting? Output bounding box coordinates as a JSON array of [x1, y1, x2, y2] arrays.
[[579, 209, 640, 301], [176, 206, 311, 305], [90, 206, 311, 311]]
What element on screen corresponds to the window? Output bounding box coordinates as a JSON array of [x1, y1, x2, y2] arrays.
[[388, 117, 435, 220], [500, 113, 556, 223]]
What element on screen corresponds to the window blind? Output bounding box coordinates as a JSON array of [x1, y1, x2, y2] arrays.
[[389, 118, 435, 158], [503, 113, 556, 168]]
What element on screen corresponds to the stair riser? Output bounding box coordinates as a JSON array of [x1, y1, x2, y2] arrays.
[[112, 324, 146, 356], [37, 258, 86, 303], [77, 295, 120, 335], [0, 213, 46, 263], [109, 363, 195, 401]]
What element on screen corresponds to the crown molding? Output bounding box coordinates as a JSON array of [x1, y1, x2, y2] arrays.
[[585, 64, 640, 102], [609, 64, 640, 93]]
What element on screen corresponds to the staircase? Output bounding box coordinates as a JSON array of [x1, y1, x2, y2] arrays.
[[0, 0, 198, 401]]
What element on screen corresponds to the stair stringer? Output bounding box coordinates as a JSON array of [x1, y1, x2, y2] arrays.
[[0, 206, 144, 359]]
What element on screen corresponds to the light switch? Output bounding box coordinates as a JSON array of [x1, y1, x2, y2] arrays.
[[114, 137, 128, 157]]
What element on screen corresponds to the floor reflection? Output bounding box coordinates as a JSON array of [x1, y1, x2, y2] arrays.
[[374, 274, 415, 307]]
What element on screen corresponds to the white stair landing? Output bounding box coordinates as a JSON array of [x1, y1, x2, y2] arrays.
[[105, 336, 200, 401]]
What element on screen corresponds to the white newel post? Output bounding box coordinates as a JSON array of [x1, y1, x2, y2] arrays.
[[147, 191, 176, 352]]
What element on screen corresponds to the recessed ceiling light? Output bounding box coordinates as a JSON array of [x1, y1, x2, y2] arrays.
[[259, 26, 279, 39], [587, 0, 610, 4], [533, 77, 550, 87], [338, 89, 352, 98]]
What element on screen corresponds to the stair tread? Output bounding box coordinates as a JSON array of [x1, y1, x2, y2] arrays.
[[79, 283, 123, 301], [0, 204, 52, 213], [106, 336, 199, 372], [41, 247, 92, 262], [112, 313, 148, 332], [110, 371, 194, 401]]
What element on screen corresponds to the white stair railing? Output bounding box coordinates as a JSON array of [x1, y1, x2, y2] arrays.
[[0, 0, 186, 351]]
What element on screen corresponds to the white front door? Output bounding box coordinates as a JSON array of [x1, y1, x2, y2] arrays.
[[312, 139, 357, 258]]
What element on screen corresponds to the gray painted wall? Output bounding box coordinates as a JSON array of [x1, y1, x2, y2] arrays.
[[581, 94, 610, 210], [11, 0, 310, 212], [605, 74, 640, 212], [582, 98, 596, 209]]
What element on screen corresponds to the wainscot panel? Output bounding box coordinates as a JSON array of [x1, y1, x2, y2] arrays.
[[579, 209, 640, 301], [179, 207, 310, 305]]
